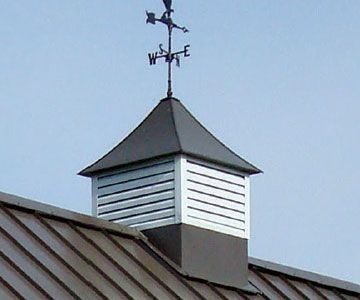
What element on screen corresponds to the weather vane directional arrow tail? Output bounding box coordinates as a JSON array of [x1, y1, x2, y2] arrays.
[[146, 0, 190, 98]]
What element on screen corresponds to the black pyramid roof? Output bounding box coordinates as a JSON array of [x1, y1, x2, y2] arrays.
[[79, 97, 261, 177]]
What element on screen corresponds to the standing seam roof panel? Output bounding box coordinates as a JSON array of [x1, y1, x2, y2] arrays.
[[1, 192, 359, 300]]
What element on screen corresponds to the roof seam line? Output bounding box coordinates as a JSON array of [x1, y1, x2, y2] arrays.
[[181, 102, 261, 173], [207, 283, 228, 300], [102, 229, 183, 300], [0, 276, 26, 300], [0, 207, 82, 299], [252, 269, 290, 300], [169, 99, 182, 151], [1, 203, 107, 298], [68, 221, 157, 300], [36, 215, 133, 300], [0, 205, 83, 300], [0, 246, 53, 299], [135, 239, 207, 300]]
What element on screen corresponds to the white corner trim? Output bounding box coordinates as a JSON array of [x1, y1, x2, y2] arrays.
[[180, 155, 188, 224], [91, 176, 98, 217], [244, 175, 250, 239], [174, 154, 188, 223]]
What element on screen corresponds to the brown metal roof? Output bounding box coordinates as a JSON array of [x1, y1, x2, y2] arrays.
[[0, 191, 359, 300]]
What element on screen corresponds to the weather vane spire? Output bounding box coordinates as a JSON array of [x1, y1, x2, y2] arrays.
[[146, 0, 190, 98]]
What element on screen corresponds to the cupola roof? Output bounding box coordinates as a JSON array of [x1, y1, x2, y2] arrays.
[[79, 97, 261, 177]]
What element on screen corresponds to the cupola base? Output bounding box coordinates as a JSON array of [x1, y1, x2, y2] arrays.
[[143, 223, 248, 288]]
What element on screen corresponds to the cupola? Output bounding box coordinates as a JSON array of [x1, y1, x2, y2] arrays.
[[80, 97, 261, 288]]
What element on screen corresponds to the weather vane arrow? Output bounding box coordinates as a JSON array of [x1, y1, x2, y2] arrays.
[[146, 0, 190, 98]]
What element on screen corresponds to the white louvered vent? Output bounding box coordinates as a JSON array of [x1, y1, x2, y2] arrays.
[[175, 156, 250, 239], [92, 159, 176, 230], [92, 155, 250, 238]]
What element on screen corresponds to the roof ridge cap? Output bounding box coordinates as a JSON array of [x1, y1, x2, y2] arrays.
[[0, 191, 142, 238], [249, 257, 360, 294], [160, 96, 180, 102]]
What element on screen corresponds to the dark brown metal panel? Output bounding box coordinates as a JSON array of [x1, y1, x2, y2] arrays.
[[249, 269, 281, 299], [0, 251, 51, 300], [250, 258, 360, 295], [42, 217, 142, 299], [0, 283, 16, 300], [236, 290, 265, 300], [332, 289, 348, 300], [289, 280, 320, 299], [317, 286, 345, 300], [76, 225, 171, 300], [305, 283, 328, 299], [252, 269, 292, 300], [0, 191, 140, 238], [70, 223, 156, 299], [256, 271, 304, 300], [135, 239, 208, 300], [36, 216, 128, 299], [245, 294, 267, 300], [1, 198, 359, 300], [13, 211, 106, 299], [215, 286, 249, 300], [3, 207, 103, 300], [0, 275, 26, 300], [0, 210, 73, 299], [279, 276, 310, 300], [104, 231, 183, 300], [235, 290, 252, 300], [0, 282, 13, 300], [111, 235, 198, 300], [187, 281, 225, 300], [0, 236, 66, 299], [332, 289, 360, 300], [343, 294, 360, 300]]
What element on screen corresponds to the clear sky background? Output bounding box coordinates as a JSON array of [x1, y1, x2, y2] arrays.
[[1, 1, 359, 283]]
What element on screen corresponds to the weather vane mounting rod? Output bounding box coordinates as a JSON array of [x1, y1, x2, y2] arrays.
[[146, 0, 190, 98]]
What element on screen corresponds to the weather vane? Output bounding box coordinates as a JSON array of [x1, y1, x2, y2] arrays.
[[146, 0, 190, 98]]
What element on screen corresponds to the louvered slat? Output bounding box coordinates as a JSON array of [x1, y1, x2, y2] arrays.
[[94, 159, 176, 231]]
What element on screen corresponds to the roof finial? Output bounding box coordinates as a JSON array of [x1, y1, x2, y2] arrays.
[[146, 0, 190, 98]]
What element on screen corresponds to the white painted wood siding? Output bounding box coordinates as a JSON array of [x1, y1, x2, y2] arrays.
[[91, 155, 250, 238], [93, 159, 176, 230], [182, 158, 250, 239]]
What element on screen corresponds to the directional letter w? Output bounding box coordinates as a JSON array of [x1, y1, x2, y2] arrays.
[[148, 52, 158, 65]]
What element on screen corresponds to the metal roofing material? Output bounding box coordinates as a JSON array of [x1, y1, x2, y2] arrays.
[[79, 97, 261, 177], [1, 191, 359, 300]]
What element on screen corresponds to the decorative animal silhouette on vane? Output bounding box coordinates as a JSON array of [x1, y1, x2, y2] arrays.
[[146, 0, 190, 97], [146, 0, 188, 33], [162, 0, 174, 14]]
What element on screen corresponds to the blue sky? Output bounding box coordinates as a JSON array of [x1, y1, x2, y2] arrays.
[[0, 1, 359, 283]]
